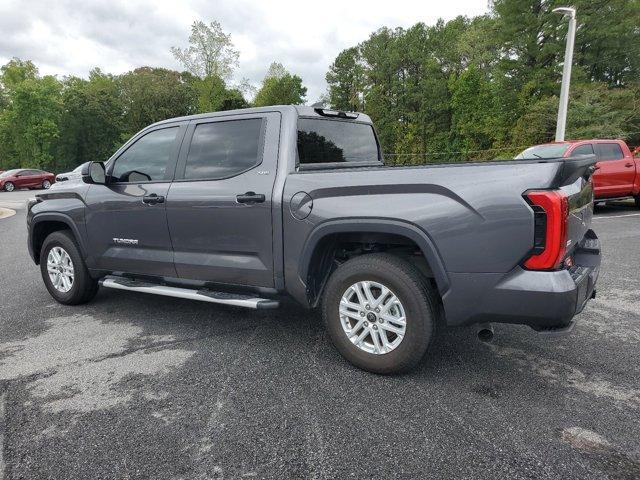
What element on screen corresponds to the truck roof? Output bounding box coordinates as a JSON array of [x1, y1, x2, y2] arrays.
[[148, 105, 373, 129], [531, 139, 628, 147]]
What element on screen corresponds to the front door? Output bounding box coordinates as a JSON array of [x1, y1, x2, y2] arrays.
[[593, 142, 635, 197], [16, 170, 39, 188], [166, 113, 280, 288], [84, 123, 186, 277]]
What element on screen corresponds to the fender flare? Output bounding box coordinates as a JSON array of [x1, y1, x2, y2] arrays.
[[30, 212, 88, 263], [298, 218, 450, 295]]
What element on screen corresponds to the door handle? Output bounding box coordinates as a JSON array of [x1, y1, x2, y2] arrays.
[[236, 191, 265, 204], [625, 162, 634, 167], [142, 193, 165, 205]]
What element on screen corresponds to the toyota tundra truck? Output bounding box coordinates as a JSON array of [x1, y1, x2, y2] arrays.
[[27, 106, 601, 373]]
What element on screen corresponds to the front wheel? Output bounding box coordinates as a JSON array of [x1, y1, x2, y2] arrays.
[[4, 182, 14, 192], [635, 195, 640, 208], [42, 180, 51, 189], [40, 230, 98, 305], [321, 253, 437, 374]]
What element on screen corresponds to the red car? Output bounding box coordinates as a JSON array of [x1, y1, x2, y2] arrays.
[[0, 169, 56, 192], [516, 139, 639, 206]]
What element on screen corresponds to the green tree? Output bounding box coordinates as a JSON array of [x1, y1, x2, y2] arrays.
[[171, 20, 239, 81], [511, 83, 640, 148], [56, 69, 125, 169], [449, 65, 502, 158], [572, 0, 640, 86], [0, 75, 62, 170], [0, 58, 38, 93], [253, 62, 307, 107], [118, 67, 197, 138], [325, 0, 640, 161], [171, 20, 249, 114], [188, 73, 248, 113], [326, 47, 366, 111]]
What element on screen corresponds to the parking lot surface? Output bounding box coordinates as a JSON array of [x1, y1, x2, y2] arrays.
[[0, 188, 639, 479]]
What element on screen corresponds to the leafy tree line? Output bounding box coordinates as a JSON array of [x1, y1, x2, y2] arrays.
[[2, 2, 639, 172], [326, 0, 640, 163], [0, 20, 307, 172]]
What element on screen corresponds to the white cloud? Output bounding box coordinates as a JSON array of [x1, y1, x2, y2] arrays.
[[0, 0, 489, 102]]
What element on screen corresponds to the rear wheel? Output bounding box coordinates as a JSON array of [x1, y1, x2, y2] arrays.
[[4, 182, 14, 192], [634, 195, 640, 208], [42, 180, 51, 189], [321, 253, 437, 374], [40, 230, 98, 305]]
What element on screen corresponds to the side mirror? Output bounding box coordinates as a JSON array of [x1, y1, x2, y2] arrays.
[[82, 162, 106, 185]]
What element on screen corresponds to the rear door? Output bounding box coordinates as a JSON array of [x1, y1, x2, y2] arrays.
[[84, 123, 186, 277], [166, 112, 280, 288], [593, 142, 635, 197], [31, 170, 46, 187]]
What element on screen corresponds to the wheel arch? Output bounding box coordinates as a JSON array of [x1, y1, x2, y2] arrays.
[[30, 213, 87, 265], [298, 219, 450, 307]]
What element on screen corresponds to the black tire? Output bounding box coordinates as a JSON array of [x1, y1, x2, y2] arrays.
[[635, 196, 640, 208], [321, 253, 437, 374], [4, 182, 14, 192], [40, 230, 98, 305], [42, 180, 51, 189]]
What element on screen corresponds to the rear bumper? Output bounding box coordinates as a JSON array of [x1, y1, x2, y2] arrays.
[[442, 232, 601, 330]]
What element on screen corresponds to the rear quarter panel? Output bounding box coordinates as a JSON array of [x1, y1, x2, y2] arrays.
[[282, 161, 562, 305]]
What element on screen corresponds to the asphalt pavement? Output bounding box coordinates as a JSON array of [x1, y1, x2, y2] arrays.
[[0, 188, 638, 480]]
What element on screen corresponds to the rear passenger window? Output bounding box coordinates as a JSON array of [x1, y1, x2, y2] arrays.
[[184, 118, 263, 180], [572, 144, 594, 156], [595, 143, 624, 160]]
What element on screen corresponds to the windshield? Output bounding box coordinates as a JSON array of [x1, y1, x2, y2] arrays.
[[0, 169, 20, 178], [515, 144, 570, 159], [297, 118, 380, 165]]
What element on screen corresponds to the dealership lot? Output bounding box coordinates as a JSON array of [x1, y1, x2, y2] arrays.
[[0, 189, 638, 479]]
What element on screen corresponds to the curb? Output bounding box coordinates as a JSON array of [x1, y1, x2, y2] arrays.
[[0, 207, 16, 219]]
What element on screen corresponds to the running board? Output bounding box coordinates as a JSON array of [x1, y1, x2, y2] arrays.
[[99, 275, 279, 309]]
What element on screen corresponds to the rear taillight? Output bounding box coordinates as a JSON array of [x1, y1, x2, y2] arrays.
[[523, 190, 569, 270]]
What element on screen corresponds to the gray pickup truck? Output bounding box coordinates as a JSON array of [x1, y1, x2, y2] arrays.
[[27, 106, 601, 373]]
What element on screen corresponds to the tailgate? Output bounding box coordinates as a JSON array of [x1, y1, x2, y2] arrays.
[[522, 155, 597, 271], [561, 174, 595, 256], [546, 154, 598, 260]]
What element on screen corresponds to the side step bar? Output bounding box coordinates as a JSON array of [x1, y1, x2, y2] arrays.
[[99, 275, 279, 309]]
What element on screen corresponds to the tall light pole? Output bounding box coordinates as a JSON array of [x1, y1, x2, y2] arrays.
[[553, 7, 577, 142]]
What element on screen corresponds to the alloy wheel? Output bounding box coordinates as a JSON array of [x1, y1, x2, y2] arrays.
[[339, 280, 407, 355], [46, 246, 75, 293]]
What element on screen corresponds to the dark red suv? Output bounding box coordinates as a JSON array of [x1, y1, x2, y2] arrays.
[[0, 169, 55, 192]]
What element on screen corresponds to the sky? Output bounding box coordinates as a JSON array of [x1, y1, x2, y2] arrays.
[[0, 0, 489, 102]]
